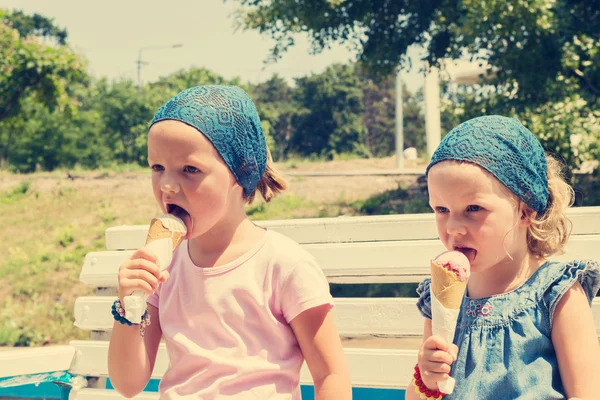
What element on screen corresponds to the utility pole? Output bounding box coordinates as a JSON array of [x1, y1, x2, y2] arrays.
[[136, 44, 183, 88], [395, 68, 404, 170]]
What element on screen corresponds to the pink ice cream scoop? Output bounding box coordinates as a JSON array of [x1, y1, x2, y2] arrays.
[[434, 250, 471, 282]]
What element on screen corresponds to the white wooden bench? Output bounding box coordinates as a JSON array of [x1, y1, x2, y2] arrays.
[[2, 206, 600, 399]]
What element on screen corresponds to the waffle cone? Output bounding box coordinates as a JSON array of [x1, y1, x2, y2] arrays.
[[146, 218, 185, 250], [430, 260, 467, 309]]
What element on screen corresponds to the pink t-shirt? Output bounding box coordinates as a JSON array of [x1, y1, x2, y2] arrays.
[[147, 229, 334, 399]]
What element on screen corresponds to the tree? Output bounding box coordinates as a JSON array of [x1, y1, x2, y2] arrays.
[[238, 0, 599, 169], [90, 79, 157, 165], [238, 0, 599, 106], [292, 64, 367, 157], [0, 10, 85, 121], [0, 9, 86, 167], [251, 75, 298, 160], [360, 74, 395, 157], [439, 76, 600, 171], [0, 81, 113, 173], [150, 67, 228, 95], [359, 67, 425, 157], [4, 10, 67, 44], [87, 68, 234, 167]]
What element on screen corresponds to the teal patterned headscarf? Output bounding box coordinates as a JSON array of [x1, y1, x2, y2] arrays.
[[150, 85, 267, 196], [427, 115, 549, 214]]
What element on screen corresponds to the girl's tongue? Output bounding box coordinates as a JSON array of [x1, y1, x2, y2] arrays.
[[170, 206, 193, 239], [457, 247, 477, 264], [181, 214, 193, 240]]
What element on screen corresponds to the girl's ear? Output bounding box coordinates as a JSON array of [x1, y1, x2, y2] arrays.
[[231, 179, 246, 200], [519, 203, 535, 227], [231, 180, 243, 193]]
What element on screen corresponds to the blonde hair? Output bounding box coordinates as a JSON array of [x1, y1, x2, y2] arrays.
[[244, 147, 288, 204], [523, 155, 574, 258]]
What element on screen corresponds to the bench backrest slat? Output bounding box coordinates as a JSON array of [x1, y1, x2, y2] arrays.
[[74, 296, 600, 338], [105, 207, 600, 249], [83, 234, 600, 285]]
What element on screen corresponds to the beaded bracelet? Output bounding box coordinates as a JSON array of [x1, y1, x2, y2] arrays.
[[111, 299, 151, 338], [412, 365, 445, 400]]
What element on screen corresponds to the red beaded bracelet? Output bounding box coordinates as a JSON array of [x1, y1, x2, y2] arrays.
[[412, 364, 445, 400]]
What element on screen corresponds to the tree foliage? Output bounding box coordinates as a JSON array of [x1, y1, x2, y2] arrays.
[[234, 0, 600, 168], [8, 6, 596, 175], [4, 10, 68, 44], [0, 9, 87, 169], [0, 10, 85, 121], [251, 74, 297, 159], [360, 69, 425, 157], [238, 0, 600, 169], [292, 64, 367, 157], [238, 0, 599, 105]]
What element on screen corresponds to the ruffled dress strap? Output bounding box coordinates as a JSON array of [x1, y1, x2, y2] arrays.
[[416, 278, 432, 319], [543, 260, 600, 325]]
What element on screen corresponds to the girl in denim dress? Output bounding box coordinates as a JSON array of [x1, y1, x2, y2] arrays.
[[406, 116, 600, 400]]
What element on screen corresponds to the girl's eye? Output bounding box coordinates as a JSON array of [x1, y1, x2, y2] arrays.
[[150, 164, 164, 172], [434, 206, 448, 213], [467, 205, 482, 212], [183, 165, 200, 173]]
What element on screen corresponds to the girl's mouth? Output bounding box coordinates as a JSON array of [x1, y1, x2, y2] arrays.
[[166, 203, 193, 239], [455, 246, 477, 265]]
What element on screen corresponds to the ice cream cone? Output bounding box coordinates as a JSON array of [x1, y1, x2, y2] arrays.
[[429, 251, 470, 394], [123, 214, 187, 324], [430, 260, 467, 309], [146, 215, 186, 251]]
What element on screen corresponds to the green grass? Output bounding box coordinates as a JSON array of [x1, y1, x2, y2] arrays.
[[247, 195, 319, 220], [0, 176, 157, 346], [351, 184, 431, 215], [0, 181, 32, 204]]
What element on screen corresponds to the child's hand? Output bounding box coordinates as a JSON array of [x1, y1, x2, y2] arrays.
[[117, 248, 170, 300], [417, 335, 458, 390]]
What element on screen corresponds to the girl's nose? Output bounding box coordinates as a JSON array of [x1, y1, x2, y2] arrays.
[[446, 216, 467, 236], [160, 176, 180, 194]]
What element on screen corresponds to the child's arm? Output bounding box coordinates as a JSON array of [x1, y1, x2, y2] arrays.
[[108, 247, 166, 397], [108, 305, 163, 397], [290, 305, 352, 400], [405, 319, 457, 400], [405, 319, 432, 400], [552, 281, 600, 399]]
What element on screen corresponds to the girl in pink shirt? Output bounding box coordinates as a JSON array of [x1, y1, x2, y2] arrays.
[[107, 85, 351, 399]]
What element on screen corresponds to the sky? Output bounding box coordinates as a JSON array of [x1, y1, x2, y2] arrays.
[[4, 0, 425, 92]]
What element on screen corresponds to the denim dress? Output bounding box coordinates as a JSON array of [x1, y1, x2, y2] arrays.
[[416, 260, 600, 400]]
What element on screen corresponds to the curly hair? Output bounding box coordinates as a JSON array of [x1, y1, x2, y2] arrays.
[[524, 155, 574, 258]]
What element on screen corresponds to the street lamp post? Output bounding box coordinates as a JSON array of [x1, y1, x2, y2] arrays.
[[395, 69, 404, 170], [423, 59, 495, 158], [137, 43, 183, 87], [395, 59, 494, 170]]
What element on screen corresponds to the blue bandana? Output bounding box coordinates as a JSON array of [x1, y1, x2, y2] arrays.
[[150, 85, 267, 196], [427, 115, 549, 214]]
